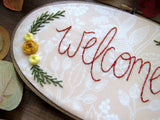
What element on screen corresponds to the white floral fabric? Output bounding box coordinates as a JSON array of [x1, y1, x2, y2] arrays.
[[12, 2, 160, 120]]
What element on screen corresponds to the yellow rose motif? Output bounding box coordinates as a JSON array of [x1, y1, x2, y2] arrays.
[[22, 40, 38, 55], [29, 54, 40, 65], [24, 33, 34, 41]]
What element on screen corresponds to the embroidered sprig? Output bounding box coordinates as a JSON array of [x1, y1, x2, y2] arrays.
[[22, 10, 65, 87], [154, 40, 160, 46], [31, 65, 63, 87], [29, 10, 65, 34]]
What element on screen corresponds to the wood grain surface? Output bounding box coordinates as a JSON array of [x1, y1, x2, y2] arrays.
[[0, 0, 159, 120]]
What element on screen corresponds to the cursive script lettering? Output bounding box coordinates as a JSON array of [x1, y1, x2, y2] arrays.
[[56, 26, 160, 102]]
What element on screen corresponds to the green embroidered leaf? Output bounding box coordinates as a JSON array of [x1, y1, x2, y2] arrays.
[[0, 61, 23, 111], [30, 65, 63, 87], [154, 40, 160, 46], [29, 10, 65, 35]]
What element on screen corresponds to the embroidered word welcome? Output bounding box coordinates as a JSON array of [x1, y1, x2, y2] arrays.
[[56, 26, 160, 102]]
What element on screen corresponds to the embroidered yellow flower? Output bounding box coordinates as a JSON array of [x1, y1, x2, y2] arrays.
[[22, 40, 38, 55], [29, 54, 40, 65], [24, 33, 33, 41]]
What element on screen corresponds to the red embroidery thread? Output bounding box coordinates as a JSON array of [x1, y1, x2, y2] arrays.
[[56, 26, 160, 103]]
